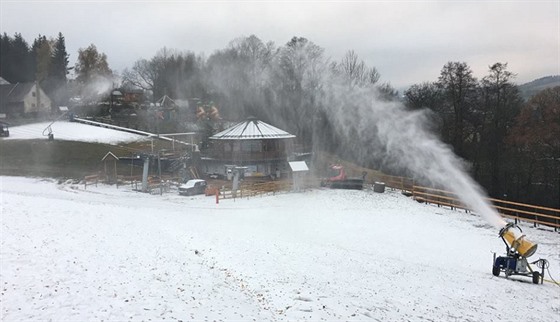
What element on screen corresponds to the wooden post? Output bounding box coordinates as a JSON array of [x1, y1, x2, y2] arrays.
[[130, 155, 134, 189], [158, 152, 162, 196], [534, 208, 537, 228]]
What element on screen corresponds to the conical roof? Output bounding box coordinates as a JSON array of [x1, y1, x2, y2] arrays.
[[210, 117, 295, 140]]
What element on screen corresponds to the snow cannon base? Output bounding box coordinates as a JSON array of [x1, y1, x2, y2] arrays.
[[492, 223, 545, 284]]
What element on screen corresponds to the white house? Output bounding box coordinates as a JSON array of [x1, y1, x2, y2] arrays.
[[0, 81, 52, 117]]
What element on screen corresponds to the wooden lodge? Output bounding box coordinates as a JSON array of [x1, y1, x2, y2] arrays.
[[202, 117, 296, 179]]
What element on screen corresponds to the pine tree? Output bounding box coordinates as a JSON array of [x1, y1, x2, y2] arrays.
[[11, 33, 34, 82], [49, 32, 71, 106], [50, 32, 70, 84], [31, 35, 51, 83], [0, 33, 34, 83], [0, 33, 11, 81]]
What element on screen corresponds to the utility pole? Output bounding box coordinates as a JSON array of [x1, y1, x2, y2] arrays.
[[142, 156, 149, 192]]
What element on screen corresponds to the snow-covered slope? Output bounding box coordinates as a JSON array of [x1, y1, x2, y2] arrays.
[[3, 121, 148, 144], [2, 177, 559, 321]]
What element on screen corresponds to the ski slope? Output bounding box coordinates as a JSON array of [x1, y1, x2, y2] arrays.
[[1, 176, 559, 321], [3, 121, 148, 144]]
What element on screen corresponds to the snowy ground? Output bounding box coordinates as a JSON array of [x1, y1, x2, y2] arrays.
[[2, 176, 559, 321], [3, 121, 148, 144]]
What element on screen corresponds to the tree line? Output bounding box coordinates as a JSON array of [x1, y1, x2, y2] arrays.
[[1, 32, 71, 106], [0, 32, 113, 107], [404, 62, 559, 207], [1, 32, 558, 207]]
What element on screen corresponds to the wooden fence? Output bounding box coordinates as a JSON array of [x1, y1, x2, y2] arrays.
[[411, 185, 560, 230], [83, 174, 99, 189], [372, 174, 415, 194], [488, 197, 560, 230], [215, 180, 295, 200], [84, 164, 559, 230], [412, 186, 466, 210], [213, 176, 558, 230], [369, 173, 559, 231]]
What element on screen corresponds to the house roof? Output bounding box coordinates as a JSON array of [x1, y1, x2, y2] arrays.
[[210, 117, 296, 140], [0, 83, 36, 103], [101, 151, 119, 161], [156, 95, 177, 108]]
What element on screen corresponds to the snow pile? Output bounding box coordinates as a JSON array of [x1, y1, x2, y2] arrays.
[[3, 121, 148, 144], [1, 176, 559, 321]]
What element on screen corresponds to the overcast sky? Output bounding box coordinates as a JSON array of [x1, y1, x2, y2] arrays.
[[1, 0, 558, 90]]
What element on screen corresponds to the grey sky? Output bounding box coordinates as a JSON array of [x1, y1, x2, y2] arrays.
[[1, 0, 558, 90]]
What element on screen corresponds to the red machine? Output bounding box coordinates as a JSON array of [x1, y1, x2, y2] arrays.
[[320, 164, 365, 190]]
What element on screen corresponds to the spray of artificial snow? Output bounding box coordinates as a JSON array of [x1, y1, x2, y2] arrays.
[[320, 83, 507, 229], [202, 36, 507, 229]]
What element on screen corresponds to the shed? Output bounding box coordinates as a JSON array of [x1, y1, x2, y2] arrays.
[[102, 151, 119, 184], [288, 161, 309, 192]]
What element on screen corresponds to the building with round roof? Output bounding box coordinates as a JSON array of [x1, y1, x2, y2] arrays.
[[202, 117, 296, 179]]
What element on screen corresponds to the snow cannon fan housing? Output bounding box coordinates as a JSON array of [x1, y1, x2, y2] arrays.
[[499, 224, 538, 258]]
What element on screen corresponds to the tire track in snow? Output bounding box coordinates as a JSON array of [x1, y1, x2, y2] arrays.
[[193, 249, 279, 321]]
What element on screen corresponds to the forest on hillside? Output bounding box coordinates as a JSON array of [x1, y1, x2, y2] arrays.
[[1, 32, 559, 207]]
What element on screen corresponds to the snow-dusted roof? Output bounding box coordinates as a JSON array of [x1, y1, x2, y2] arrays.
[[289, 161, 309, 172], [210, 117, 295, 140]]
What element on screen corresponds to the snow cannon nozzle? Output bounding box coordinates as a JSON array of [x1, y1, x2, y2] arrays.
[[498, 222, 518, 238], [499, 223, 538, 258]]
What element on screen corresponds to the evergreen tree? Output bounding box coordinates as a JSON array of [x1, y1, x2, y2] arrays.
[[31, 35, 51, 84], [49, 32, 71, 106], [0, 33, 11, 81], [50, 32, 70, 84], [0, 33, 34, 83], [12, 33, 34, 82]]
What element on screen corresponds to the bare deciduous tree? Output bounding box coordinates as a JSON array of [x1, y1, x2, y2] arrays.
[[75, 44, 112, 84], [438, 61, 477, 157], [332, 50, 380, 88]]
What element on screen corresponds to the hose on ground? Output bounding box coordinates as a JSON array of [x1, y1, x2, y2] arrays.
[[532, 258, 560, 286]]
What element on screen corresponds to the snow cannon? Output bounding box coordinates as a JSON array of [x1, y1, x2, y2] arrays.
[[499, 223, 538, 258], [492, 223, 546, 284]]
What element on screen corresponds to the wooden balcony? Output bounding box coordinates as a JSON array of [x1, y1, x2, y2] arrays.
[[204, 150, 289, 162]]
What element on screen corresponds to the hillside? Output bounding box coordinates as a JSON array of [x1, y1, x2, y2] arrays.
[[518, 75, 560, 100], [1, 176, 559, 321], [0, 121, 166, 179], [2, 120, 560, 320]]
